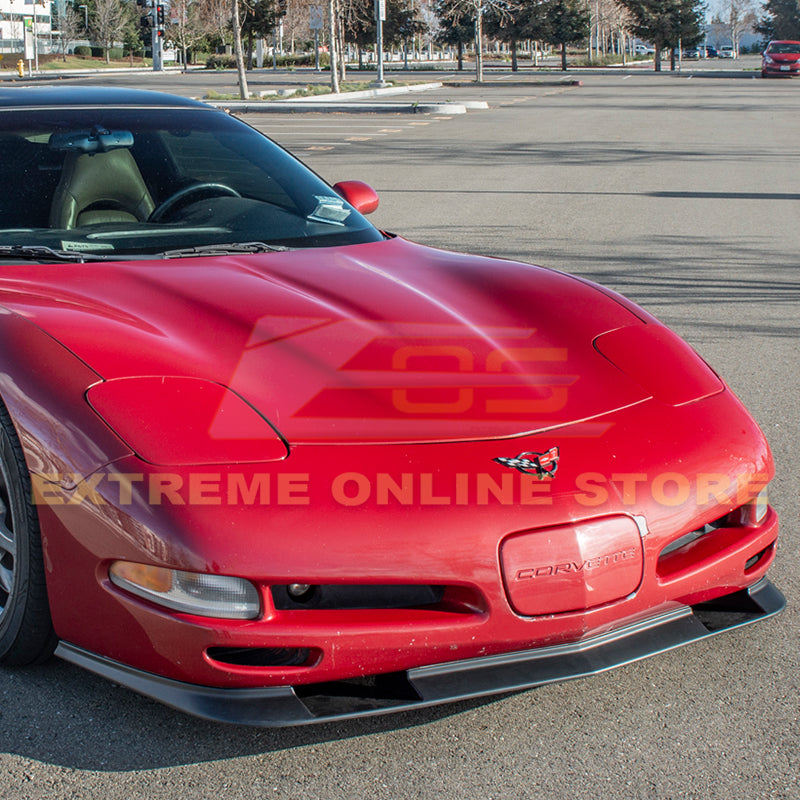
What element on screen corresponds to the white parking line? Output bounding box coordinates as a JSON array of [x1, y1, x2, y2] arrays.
[[254, 123, 410, 128], [241, 112, 454, 150], [263, 130, 393, 135]]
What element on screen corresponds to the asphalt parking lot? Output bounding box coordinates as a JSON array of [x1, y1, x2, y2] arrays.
[[1, 63, 798, 800]]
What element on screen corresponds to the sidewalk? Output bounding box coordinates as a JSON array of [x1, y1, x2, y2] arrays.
[[210, 82, 489, 115], [0, 64, 192, 79]]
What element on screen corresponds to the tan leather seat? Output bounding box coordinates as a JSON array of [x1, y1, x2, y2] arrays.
[[49, 149, 155, 229]]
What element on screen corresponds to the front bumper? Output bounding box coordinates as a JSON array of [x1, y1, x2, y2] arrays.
[[762, 62, 800, 76], [56, 578, 785, 727]]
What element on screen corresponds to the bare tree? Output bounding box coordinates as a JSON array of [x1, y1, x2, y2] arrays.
[[232, 0, 250, 98], [336, 0, 370, 84], [91, 0, 133, 63], [281, 0, 313, 53], [335, 0, 346, 80], [328, 0, 340, 91], [729, 0, 757, 56], [589, 0, 632, 59], [439, 0, 516, 82], [53, 0, 84, 61], [168, 0, 211, 67], [198, 0, 233, 44]]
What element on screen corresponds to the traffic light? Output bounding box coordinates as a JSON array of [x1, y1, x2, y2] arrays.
[[277, 0, 287, 16], [140, 12, 152, 29], [156, 4, 165, 25]]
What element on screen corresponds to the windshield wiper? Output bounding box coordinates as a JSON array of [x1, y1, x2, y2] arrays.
[[158, 242, 291, 259], [0, 245, 94, 263]]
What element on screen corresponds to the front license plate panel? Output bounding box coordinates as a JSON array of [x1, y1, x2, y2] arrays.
[[500, 515, 644, 616]]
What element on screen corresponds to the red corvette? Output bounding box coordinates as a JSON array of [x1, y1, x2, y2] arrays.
[[0, 87, 783, 725]]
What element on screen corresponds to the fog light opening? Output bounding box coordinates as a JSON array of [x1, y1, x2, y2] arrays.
[[745, 544, 775, 574], [287, 583, 316, 603]]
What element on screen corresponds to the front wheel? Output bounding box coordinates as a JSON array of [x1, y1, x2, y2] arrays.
[[0, 402, 56, 665]]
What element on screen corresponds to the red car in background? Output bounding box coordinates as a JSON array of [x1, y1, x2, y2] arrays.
[[0, 86, 784, 726], [762, 40, 800, 77]]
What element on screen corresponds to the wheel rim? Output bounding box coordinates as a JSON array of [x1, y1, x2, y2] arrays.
[[0, 479, 16, 616]]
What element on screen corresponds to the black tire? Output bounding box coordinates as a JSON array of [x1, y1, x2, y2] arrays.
[[0, 402, 56, 665]]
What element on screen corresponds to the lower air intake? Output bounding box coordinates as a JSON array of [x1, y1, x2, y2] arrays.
[[207, 646, 313, 667], [271, 584, 445, 610]]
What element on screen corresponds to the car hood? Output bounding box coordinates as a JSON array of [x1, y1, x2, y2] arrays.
[[0, 237, 704, 445]]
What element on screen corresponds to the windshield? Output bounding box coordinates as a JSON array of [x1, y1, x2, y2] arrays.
[[766, 42, 800, 54], [0, 106, 383, 258]]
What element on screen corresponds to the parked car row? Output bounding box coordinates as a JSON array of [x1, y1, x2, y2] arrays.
[[684, 45, 720, 59], [634, 44, 737, 60]]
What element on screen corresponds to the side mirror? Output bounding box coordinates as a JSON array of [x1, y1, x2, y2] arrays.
[[333, 180, 379, 215]]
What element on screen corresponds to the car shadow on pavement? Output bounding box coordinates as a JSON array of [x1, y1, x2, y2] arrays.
[[0, 659, 507, 770]]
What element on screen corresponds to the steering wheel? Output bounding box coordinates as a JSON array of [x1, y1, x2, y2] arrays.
[[148, 182, 241, 223]]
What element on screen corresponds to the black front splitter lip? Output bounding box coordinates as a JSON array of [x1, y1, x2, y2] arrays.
[[55, 578, 785, 727]]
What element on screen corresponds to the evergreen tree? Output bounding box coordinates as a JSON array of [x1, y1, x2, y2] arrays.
[[546, 0, 590, 71], [434, 0, 474, 70], [241, 0, 280, 68], [347, 0, 425, 61], [620, 0, 705, 71], [485, 0, 551, 71], [756, 0, 800, 40]]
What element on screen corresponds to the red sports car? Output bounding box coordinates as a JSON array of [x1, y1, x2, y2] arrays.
[[761, 40, 800, 77], [0, 86, 783, 725]]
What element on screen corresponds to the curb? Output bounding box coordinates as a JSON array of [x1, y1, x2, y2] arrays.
[[212, 101, 469, 114], [207, 80, 482, 114], [288, 81, 443, 101]]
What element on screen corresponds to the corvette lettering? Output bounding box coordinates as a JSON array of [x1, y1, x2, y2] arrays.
[[516, 547, 638, 580]]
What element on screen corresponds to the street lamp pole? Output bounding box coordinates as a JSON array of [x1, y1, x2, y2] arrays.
[[32, 1, 38, 71], [371, 0, 390, 88]]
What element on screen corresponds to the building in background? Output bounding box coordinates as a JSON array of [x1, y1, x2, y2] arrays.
[[0, 0, 53, 55]]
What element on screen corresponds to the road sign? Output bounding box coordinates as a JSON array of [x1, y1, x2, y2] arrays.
[[23, 18, 34, 61], [309, 5, 323, 30]]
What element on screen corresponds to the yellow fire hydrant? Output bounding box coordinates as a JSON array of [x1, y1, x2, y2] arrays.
[[17, 60, 24, 78]]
